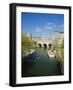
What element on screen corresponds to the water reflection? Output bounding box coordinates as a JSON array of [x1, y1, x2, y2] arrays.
[[22, 48, 63, 77]]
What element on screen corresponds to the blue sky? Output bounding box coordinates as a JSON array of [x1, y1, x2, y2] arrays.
[[21, 12, 64, 37]]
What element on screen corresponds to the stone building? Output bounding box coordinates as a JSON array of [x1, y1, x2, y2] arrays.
[[23, 31, 64, 48]]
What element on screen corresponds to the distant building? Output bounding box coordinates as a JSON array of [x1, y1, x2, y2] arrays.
[[53, 31, 64, 44], [22, 31, 64, 48]]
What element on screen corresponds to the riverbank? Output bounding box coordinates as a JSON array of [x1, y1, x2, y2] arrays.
[[22, 49, 36, 57]]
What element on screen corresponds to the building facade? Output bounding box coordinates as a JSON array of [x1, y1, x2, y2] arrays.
[[24, 31, 64, 48]]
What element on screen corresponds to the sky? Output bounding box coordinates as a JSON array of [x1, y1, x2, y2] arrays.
[[21, 12, 64, 37]]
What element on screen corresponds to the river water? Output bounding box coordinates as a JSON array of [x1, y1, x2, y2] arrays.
[[22, 48, 63, 77]]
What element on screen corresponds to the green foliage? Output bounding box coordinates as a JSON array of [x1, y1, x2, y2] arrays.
[[21, 34, 37, 56]]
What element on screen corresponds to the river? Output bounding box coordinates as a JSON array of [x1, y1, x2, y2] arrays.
[[22, 48, 63, 77]]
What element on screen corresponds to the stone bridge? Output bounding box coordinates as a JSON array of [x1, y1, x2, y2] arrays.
[[37, 39, 53, 48], [32, 36, 53, 48]]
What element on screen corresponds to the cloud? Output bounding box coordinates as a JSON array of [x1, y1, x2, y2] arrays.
[[44, 22, 64, 32], [45, 26, 53, 29], [47, 22, 56, 27], [35, 27, 42, 32], [35, 23, 64, 38], [44, 22, 56, 30]]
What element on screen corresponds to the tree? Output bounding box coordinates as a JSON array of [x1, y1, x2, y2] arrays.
[[21, 34, 37, 56]]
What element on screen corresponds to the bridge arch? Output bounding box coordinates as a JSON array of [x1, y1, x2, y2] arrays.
[[37, 42, 53, 48], [48, 43, 53, 49], [43, 43, 47, 48], [38, 43, 42, 48]]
